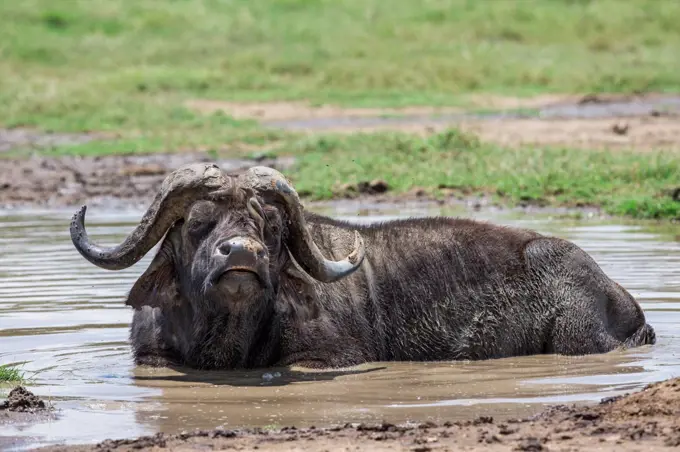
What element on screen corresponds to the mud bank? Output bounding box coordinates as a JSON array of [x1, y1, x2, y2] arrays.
[[2, 94, 679, 212], [0, 151, 602, 217], [0, 386, 48, 412], [1, 387, 56, 450], [36, 377, 680, 451], [0, 152, 294, 210]]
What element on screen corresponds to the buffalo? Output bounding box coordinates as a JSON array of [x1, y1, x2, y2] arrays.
[[70, 163, 656, 370]]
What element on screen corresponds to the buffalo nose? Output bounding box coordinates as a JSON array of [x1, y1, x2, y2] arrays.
[[216, 237, 265, 259]]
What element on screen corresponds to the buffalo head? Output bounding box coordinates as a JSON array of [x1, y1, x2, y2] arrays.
[[70, 164, 365, 313]]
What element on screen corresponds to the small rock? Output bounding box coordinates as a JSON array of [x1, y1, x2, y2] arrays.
[[514, 437, 544, 451], [611, 121, 629, 135]]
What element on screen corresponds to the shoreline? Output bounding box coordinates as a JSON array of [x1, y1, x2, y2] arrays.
[[2, 376, 676, 451], [0, 150, 610, 220]]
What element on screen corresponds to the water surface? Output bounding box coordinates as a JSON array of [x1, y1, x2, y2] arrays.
[[1, 204, 679, 450]]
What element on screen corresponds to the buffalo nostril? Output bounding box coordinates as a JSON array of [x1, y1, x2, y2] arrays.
[[218, 242, 232, 256], [257, 248, 266, 259]]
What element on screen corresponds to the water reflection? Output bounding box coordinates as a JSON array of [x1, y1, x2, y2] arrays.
[[0, 204, 679, 450]]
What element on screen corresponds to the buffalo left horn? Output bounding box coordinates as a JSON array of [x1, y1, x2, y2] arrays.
[[238, 166, 365, 283], [70, 163, 231, 270]]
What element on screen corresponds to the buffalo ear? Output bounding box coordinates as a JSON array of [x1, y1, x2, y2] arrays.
[[126, 235, 181, 310]]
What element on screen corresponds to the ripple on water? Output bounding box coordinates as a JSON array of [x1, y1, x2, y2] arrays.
[[1, 207, 679, 450]]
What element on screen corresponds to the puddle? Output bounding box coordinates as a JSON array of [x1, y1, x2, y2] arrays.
[[264, 95, 680, 130], [1, 203, 679, 450]]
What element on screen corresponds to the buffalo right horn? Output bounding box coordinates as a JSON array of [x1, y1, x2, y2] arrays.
[[239, 166, 365, 283], [70, 163, 231, 270]]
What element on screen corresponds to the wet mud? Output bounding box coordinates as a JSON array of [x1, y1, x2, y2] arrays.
[[0, 386, 48, 412], [0, 150, 592, 215], [0, 128, 104, 154], [0, 152, 294, 209], [1, 387, 57, 452], [2, 94, 680, 210], [36, 376, 680, 451]]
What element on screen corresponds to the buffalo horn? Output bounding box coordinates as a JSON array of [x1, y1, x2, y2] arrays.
[[239, 166, 365, 283], [70, 163, 230, 270]]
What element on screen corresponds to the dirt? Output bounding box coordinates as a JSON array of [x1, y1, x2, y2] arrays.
[[0, 152, 599, 216], [184, 93, 655, 121], [0, 386, 48, 413], [2, 93, 679, 210], [278, 115, 680, 152], [33, 376, 680, 451], [185, 99, 466, 121], [186, 94, 680, 152], [1, 387, 57, 451], [459, 116, 680, 152], [0, 152, 295, 209], [0, 128, 106, 154]]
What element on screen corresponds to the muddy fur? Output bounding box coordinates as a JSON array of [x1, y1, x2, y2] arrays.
[[127, 197, 655, 370]]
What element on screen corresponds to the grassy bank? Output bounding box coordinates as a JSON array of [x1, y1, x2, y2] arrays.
[[2, 0, 680, 154], [1, 1, 679, 219], [279, 130, 680, 220]]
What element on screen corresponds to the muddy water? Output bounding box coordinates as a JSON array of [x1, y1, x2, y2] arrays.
[[1, 204, 679, 450]]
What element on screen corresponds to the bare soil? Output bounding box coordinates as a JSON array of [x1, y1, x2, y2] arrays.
[[187, 93, 680, 152], [283, 115, 680, 152], [185, 99, 466, 121], [0, 386, 48, 412], [442, 116, 680, 152], [0, 152, 294, 209], [35, 376, 680, 451], [0, 152, 596, 216], [0, 128, 106, 154], [184, 93, 652, 120]]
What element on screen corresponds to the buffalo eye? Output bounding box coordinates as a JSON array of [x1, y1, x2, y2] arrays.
[[263, 209, 281, 235], [187, 218, 216, 241]]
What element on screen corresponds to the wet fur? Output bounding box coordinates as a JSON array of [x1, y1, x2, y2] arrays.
[[128, 208, 656, 370]]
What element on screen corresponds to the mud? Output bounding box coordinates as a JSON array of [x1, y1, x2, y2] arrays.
[[0, 128, 105, 154], [35, 376, 680, 451], [2, 94, 680, 210], [0, 150, 590, 214], [0, 386, 48, 413], [1, 387, 57, 452], [185, 99, 466, 121], [0, 152, 294, 209], [455, 116, 680, 152]]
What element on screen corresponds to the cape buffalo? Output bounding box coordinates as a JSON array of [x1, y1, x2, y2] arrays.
[[70, 163, 656, 370]]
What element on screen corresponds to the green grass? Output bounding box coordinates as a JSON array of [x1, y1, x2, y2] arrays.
[[0, 365, 25, 383], [279, 129, 680, 220], [2, 0, 680, 153]]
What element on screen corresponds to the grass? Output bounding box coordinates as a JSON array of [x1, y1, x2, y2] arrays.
[[1, 1, 679, 219], [0, 364, 25, 384], [279, 129, 680, 220], [2, 1, 680, 147]]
